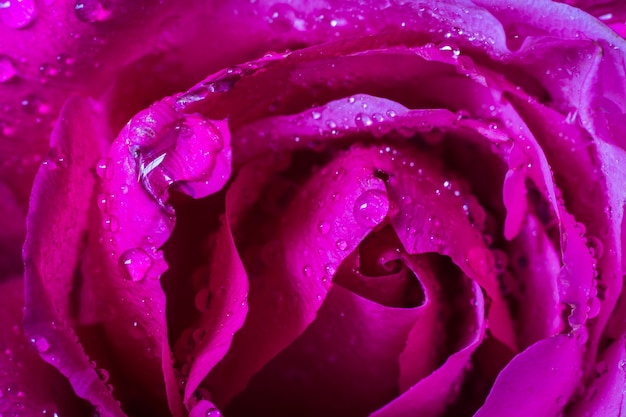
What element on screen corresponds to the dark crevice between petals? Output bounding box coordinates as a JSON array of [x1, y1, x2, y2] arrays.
[[334, 225, 425, 309]]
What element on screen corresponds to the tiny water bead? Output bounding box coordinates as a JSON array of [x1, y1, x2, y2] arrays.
[[0, 55, 17, 82], [336, 239, 348, 251], [29, 335, 50, 353], [102, 215, 119, 232], [302, 265, 313, 277], [95, 157, 114, 179], [118, 248, 153, 282], [353, 189, 389, 228], [74, 0, 111, 23], [318, 221, 330, 234], [0, 0, 37, 28]]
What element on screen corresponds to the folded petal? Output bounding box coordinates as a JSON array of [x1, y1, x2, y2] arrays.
[[474, 334, 584, 417], [204, 145, 391, 405], [79, 98, 232, 416], [568, 335, 626, 416], [1, 276, 87, 417], [371, 277, 484, 417], [227, 285, 422, 417], [181, 219, 249, 406], [22, 96, 124, 416]]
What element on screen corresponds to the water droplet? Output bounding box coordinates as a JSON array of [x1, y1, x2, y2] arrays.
[[74, 0, 111, 23], [302, 265, 312, 277], [347, 96, 356, 104], [43, 148, 68, 170], [206, 407, 222, 417], [311, 110, 322, 120], [102, 215, 119, 232], [95, 157, 114, 179], [324, 263, 336, 277], [318, 221, 330, 234], [355, 113, 373, 128], [0, 55, 17, 82], [266, 3, 300, 32], [438, 43, 461, 57], [0, 0, 37, 29], [336, 239, 348, 251], [118, 248, 152, 281], [586, 236, 604, 259], [96, 368, 109, 383], [353, 189, 389, 228], [30, 336, 50, 353], [587, 297, 601, 319]]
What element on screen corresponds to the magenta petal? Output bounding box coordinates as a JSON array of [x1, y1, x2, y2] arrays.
[[77, 98, 232, 416], [206, 146, 390, 405], [507, 214, 562, 348], [0, 182, 26, 276], [372, 278, 484, 417], [22, 97, 123, 416], [474, 335, 583, 417], [182, 219, 249, 406], [1, 277, 86, 416], [568, 336, 626, 416], [227, 285, 422, 416]]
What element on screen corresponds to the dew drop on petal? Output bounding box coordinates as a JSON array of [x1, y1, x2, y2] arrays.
[[318, 221, 330, 234], [118, 248, 153, 282], [0, 55, 17, 82], [95, 157, 114, 179], [302, 265, 312, 277], [96, 368, 109, 383], [74, 0, 111, 23], [206, 407, 222, 417], [336, 239, 348, 251], [102, 215, 119, 232], [353, 189, 389, 228], [354, 113, 373, 128], [0, 0, 37, 29], [29, 336, 50, 353]]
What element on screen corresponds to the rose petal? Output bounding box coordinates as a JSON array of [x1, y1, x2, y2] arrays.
[[398, 254, 486, 394], [568, 335, 626, 416], [181, 219, 249, 406], [226, 285, 422, 417], [474, 334, 584, 417], [371, 278, 484, 417], [1, 276, 87, 416], [22, 96, 124, 416], [77, 98, 232, 416], [204, 146, 390, 405], [506, 214, 562, 348], [0, 182, 26, 276]]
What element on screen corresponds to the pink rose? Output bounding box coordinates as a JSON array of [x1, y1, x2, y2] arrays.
[[1, 1, 625, 416]]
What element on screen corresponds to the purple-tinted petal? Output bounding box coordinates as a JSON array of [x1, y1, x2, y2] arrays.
[[77, 98, 232, 416], [180, 219, 249, 406], [1, 276, 87, 417], [569, 335, 626, 416], [189, 399, 223, 417], [227, 285, 422, 417], [506, 214, 562, 348], [205, 146, 390, 405], [0, 182, 25, 276], [474, 334, 584, 417], [22, 96, 123, 416], [371, 278, 484, 417]]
